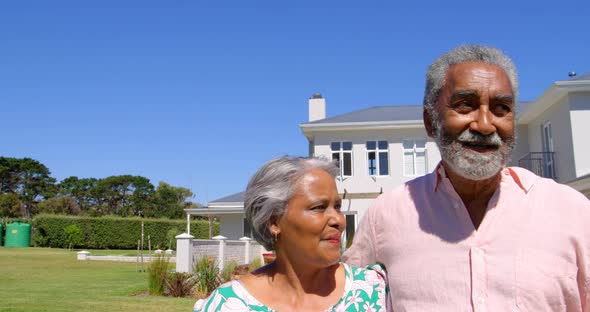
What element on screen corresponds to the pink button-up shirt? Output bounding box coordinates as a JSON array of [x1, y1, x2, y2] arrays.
[[342, 165, 590, 311]]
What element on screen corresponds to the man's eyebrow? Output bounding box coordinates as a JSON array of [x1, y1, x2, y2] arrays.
[[492, 94, 514, 103], [450, 89, 479, 101]]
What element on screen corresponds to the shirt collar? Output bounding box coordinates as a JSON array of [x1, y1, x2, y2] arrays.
[[432, 162, 531, 193]]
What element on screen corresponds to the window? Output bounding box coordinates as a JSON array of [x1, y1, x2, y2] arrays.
[[366, 140, 389, 176], [331, 142, 353, 177], [345, 214, 356, 248], [403, 140, 427, 176]]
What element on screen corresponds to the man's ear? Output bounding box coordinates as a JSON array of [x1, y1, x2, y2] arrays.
[[423, 108, 435, 138]]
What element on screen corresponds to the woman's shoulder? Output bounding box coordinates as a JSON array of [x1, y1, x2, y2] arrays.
[[332, 263, 388, 311], [193, 281, 233, 312], [344, 262, 387, 282], [193, 280, 271, 312]]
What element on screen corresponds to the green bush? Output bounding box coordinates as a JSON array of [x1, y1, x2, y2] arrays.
[[249, 257, 263, 272], [165, 272, 197, 297], [221, 259, 238, 283], [193, 256, 221, 296], [64, 224, 82, 250], [31, 214, 219, 249], [147, 255, 170, 296]]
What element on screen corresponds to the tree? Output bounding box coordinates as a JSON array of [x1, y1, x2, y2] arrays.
[[36, 196, 81, 215], [0, 157, 56, 217], [58, 176, 98, 213], [92, 175, 155, 217], [0, 193, 21, 217], [149, 182, 195, 219]]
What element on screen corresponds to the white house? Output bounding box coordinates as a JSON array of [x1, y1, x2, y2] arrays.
[[184, 72, 590, 242], [513, 73, 590, 198], [300, 97, 441, 245]]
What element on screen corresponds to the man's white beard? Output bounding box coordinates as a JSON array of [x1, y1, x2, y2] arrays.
[[434, 124, 515, 181]]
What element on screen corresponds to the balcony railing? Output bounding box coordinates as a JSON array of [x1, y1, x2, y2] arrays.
[[518, 152, 557, 180]]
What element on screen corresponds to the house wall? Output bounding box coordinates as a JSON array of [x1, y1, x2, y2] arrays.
[[510, 124, 530, 166], [526, 96, 576, 183], [311, 128, 441, 220], [219, 214, 243, 239], [569, 92, 590, 178]]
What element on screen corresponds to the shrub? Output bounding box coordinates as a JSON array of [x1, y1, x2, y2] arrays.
[[147, 255, 170, 296], [221, 259, 238, 282], [193, 257, 221, 296], [63, 224, 82, 250], [165, 272, 197, 297], [249, 257, 263, 272]]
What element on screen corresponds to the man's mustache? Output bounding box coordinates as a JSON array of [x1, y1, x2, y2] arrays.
[[456, 129, 503, 147]]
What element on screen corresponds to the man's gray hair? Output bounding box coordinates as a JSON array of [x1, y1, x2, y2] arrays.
[[244, 156, 339, 250], [423, 45, 519, 114]]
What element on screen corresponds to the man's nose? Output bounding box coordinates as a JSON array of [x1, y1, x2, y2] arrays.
[[470, 108, 496, 135]]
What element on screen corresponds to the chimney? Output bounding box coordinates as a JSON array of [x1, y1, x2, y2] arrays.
[[308, 93, 326, 122]]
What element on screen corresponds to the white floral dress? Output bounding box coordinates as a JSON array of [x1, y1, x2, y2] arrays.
[[193, 263, 387, 312]]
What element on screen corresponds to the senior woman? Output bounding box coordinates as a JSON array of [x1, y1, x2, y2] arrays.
[[194, 156, 387, 312]]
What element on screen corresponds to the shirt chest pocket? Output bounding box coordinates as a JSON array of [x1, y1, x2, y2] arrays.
[[516, 248, 579, 311]]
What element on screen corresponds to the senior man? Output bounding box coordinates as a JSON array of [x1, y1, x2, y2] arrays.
[[343, 45, 590, 311]]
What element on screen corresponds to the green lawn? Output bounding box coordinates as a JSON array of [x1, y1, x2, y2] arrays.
[[0, 247, 195, 312]]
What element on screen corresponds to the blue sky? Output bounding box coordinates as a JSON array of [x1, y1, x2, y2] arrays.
[[1, 1, 588, 203]]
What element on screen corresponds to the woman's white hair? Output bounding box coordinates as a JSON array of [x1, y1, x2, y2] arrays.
[[244, 156, 339, 250]]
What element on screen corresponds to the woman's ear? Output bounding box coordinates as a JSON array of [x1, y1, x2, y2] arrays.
[[269, 216, 280, 236]]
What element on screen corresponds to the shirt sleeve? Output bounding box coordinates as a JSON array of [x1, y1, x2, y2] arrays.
[[341, 196, 379, 266], [579, 198, 590, 311], [563, 186, 590, 311]]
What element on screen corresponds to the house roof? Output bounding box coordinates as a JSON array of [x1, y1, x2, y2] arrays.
[[305, 105, 423, 125], [209, 191, 244, 204]]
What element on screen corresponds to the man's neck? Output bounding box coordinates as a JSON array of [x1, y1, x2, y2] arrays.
[[442, 162, 502, 229]]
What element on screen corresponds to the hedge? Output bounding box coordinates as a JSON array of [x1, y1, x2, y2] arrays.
[[31, 214, 219, 249]]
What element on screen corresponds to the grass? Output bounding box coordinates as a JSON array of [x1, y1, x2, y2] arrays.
[[0, 247, 195, 312]]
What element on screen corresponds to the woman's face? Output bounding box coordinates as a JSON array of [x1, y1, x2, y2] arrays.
[[273, 168, 345, 268]]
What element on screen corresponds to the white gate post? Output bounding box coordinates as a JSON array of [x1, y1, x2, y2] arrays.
[[186, 213, 191, 235], [175, 233, 194, 273], [239, 237, 251, 264], [212, 235, 227, 271]]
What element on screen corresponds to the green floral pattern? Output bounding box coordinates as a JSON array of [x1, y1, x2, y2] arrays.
[[193, 263, 387, 312]]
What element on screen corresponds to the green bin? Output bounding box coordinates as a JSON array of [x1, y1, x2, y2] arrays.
[[5, 222, 31, 248]]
